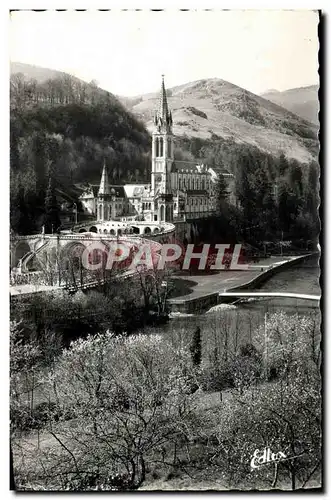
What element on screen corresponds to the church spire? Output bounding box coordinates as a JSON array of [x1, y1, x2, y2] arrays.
[[158, 74, 169, 121], [154, 75, 172, 132], [98, 160, 110, 197]]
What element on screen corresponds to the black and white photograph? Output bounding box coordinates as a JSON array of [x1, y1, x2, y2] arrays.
[[9, 8, 321, 491]]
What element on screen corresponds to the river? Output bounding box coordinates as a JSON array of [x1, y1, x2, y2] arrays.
[[147, 254, 321, 349]]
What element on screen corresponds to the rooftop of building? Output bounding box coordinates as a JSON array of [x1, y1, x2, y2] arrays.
[[78, 184, 127, 199], [124, 184, 151, 198]]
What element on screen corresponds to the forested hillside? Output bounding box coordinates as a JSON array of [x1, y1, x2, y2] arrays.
[[10, 66, 320, 245], [10, 72, 151, 233]]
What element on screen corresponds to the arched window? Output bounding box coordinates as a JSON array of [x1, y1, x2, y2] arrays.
[[188, 178, 191, 190], [110, 229, 115, 235], [144, 227, 151, 234], [159, 137, 164, 157], [104, 205, 108, 220], [155, 137, 159, 157], [117, 228, 122, 236], [98, 204, 102, 220], [103, 229, 108, 234], [192, 179, 195, 190], [179, 178, 182, 190], [202, 179, 205, 190]]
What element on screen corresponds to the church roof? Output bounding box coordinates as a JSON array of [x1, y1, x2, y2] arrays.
[[186, 190, 209, 196], [124, 184, 151, 198], [174, 161, 205, 173], [79, 185, 99, 198], [109, 185, 126, 198], [92, 184, 125, 198]]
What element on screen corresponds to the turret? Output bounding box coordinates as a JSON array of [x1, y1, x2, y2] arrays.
[[98, 160, 110, 197]]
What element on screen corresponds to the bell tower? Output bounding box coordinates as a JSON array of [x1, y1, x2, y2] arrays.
[[151, 75, 174, 222]]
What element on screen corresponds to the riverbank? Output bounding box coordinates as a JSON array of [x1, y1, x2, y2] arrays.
[[167, 253, 318, 314]]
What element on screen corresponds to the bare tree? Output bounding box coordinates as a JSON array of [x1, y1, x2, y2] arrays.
[[10, 73, 26, 109], [12, 333, 198, 490]]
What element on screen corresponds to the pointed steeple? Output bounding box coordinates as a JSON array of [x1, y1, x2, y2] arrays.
[[154, 75, 172, 132], [158, 74, 169, 121], [98, 160, 110, 197]]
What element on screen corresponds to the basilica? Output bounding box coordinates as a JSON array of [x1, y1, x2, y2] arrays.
[[79, 76, 230, 223]]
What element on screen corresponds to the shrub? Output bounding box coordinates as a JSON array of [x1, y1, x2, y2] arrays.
[[187, 106, 208, 119], [13, 333, 198, 490]]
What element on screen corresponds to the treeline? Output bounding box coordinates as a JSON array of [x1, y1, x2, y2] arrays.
[[10, 75, 152, 234], [232, 149, 320, 246], [184, 136, 320, 248], [11, 73, 113, 108], [176, 134, 319, 170]]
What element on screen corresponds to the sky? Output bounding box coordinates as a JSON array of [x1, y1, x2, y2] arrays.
[[9, 9, 319, 96]]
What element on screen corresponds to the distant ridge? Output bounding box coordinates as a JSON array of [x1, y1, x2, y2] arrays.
[[261, 85, 319, 124], [10, 63, 318, 163], [10, 61, 73, 83]]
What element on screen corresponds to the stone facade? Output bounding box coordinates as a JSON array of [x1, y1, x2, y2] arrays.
[[80, 75, 233, 223]]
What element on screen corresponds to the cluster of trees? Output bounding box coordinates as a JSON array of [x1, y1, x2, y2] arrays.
[[11, 73, 113, 109], [11, 309, 321, 490], [232, 150, 319, 246], [174, 134, 319, 248], [177, 130, 319, 167], [11, 263, 172, 344], [202, 151, 319, 249], [10, 74, 151, 235]]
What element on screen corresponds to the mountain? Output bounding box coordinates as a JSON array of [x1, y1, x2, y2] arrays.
[[261, 85, 319, 125], [119, 78, 318, 163], [10, 61, 74, 83], [10, 63, 152, 234]]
